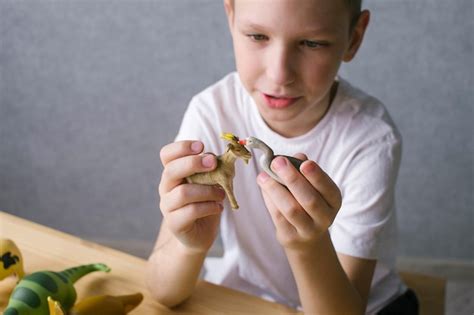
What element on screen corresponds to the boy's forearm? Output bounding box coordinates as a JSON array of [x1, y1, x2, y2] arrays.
[[286, 232, 365, 315], [146, 237, 207, 307]]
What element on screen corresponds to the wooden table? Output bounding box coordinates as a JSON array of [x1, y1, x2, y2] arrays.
[[0, 211, 300, 314]]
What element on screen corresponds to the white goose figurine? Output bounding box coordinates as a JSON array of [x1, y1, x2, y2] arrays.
[[239, 136, 304, 185]]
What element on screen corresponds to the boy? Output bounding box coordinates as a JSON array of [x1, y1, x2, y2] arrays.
[[147, 0, 418, 314]]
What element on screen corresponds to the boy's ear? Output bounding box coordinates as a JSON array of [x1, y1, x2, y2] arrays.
[[343, 10, 370, 62], [223, 0, 235, 34]]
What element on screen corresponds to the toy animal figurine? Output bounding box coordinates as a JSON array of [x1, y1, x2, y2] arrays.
[[48, 296, 65, 315], [48, 293, 143, 315], [187, 133, 252, 209], [0, 238, 25, 282], [239, 136, 304, 185], [69, 293, 143, 315], [3, 263, 110, 315]]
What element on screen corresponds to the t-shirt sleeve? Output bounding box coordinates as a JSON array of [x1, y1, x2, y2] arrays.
[[330, 133, 402, 259]]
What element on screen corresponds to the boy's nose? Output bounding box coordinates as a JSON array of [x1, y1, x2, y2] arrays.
[[266, 45, 296, 86]]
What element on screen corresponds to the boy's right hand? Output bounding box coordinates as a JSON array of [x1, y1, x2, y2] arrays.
[[158, 140, 225, 254]]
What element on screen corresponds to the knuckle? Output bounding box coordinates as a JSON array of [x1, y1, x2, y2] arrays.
[[268, 176, 284, 189], [159, 201, 171, 217], [159, 145, 168, 165], [161, 166, 171, 181], [175, 184, 191, 201], [282, 203, 300, 219], [299, 229, 313, 242], [276, 212, 286, 223], [159, 200, 168, 214], [183, 155, 202, 172], [158, 179, 170, 196], [284, 171, 300, 185], [212, 186, 226, 201], [171, 219, 187, 235], [280, 233, 298, 246], [213, 201, 223, 212], [313, 173, 326, 188], [302, 195, 319, 211], [186, 202, 201, 216], [159, 193, 174, 213]]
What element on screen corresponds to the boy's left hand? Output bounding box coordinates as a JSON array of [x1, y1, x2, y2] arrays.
[[257, 154, 342, 251]]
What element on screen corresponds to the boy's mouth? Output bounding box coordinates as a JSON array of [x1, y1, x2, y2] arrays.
[[262, 93, 300, 109]]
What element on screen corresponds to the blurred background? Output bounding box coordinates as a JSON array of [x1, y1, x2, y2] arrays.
[[0, 1, 472, 312]]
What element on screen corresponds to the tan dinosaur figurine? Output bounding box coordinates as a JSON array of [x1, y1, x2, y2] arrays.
[[186, 133, 252, 209]]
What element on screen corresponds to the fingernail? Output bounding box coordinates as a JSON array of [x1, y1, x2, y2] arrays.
[[191, 141, 203, 153], [257, 172, 270, 184], [202, 155, 215, 168], [272, 157, 287, 171], [302, 161, 316, 174]]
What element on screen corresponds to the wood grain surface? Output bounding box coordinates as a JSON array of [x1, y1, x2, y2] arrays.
[[0, 211, 300, 314]]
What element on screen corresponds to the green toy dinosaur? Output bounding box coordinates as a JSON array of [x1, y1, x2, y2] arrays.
[[3, 263, 110, 315]]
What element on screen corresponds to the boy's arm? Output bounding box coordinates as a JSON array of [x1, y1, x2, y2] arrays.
[[285, 233, 375, 315], [146, 221, 207, 307], [337, 252, 377, 309], [146, 141, 224, 307], [257, 156, 375, 315]]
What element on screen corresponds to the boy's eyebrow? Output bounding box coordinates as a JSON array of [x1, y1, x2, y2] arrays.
[[236, 19, 336, 35], [236, 20, 269, 31]]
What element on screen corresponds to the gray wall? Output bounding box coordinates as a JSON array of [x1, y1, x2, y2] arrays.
[[1, 1, 472, 261]]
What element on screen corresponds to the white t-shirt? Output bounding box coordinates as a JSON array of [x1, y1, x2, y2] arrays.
[[175, 72, 406, 314]]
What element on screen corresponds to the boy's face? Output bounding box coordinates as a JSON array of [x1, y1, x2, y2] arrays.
[[225, 0, 368, 137]]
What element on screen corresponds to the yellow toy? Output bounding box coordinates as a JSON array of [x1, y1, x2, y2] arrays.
[[186, 133, 252, 209], [69, 293, 143, 315], [0, 238, 25, 281], [48, 296, 65, 315], [48, 293, 143, 315]]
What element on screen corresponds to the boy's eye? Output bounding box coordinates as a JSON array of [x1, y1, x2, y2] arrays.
[[247, 34, 268, 41], [300, 40, 327, 49]]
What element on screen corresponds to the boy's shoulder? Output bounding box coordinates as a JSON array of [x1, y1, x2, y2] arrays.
[[312, 78, 403, 161], [336, 77, 391, 121], [191, 72, 243, 108], [334, 77, 401, 144]]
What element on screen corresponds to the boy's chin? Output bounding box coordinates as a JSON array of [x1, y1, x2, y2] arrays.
[[256, 102, 302, 123]]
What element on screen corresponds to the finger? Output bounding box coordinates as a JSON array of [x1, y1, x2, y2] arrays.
[[165, 201, 223, 234], [260, 187, 296, 236], [270, 156, 335, 229], [258, 172, 314, 237], [161, 184, 225, 213], [300, 160, 342, 210], [293, 152, 308, 161], [159, 153, 217, 194], [160, 140, 203, 166]]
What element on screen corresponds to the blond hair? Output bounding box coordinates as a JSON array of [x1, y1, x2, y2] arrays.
[[227, 0, 362, 30]]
